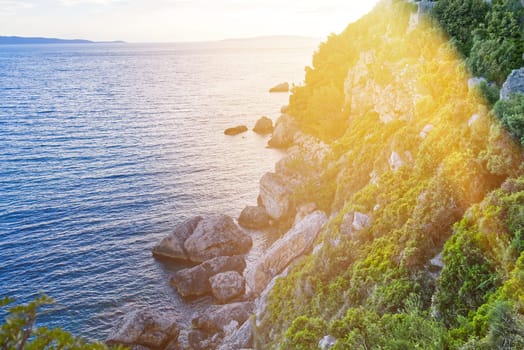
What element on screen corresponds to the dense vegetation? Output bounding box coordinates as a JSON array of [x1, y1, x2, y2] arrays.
[[257, 0, 524, 349]]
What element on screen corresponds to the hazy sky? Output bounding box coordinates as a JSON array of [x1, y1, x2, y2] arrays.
[[1, 0, 380, 42]]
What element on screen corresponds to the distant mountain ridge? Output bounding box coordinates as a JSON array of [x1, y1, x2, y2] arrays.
[[0, 36, 124, 45]]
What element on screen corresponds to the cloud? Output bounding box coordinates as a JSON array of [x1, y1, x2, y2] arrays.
[[59, 0, 124, 5], [0, 0, 33, 16]]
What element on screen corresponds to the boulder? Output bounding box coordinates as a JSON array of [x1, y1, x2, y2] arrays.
[[238, 206, 270, 229], [246, 211, 327, 294], [253, 116, 273, 134], [187, 329, 222, 350], [210, 271, 246, 303], [170, 255, 246, 298], [192, 302, 254, 333], [217, 320, 253, 350], [269, 82, 289, 93], [224, 125, 248, 135], [319, 335, 337, 350], [259, 172, 293, 221], [106, 310, 179, 350], [268, 114, 298, 149], [294, 202, 317, 226], [501, 68, 524, 100], [340, 211, 371, 238], [152, 216, 203, 261], [184, 215, 252, 263]]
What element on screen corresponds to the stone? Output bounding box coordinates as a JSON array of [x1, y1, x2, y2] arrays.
[[253, 116, 273, 134], [192, 302, 254, 333], [152, 216, 203, 261], [467, 77, 487, 91], [501, 68, 524, 100], [187, 329, 222, 350], [259, 172, 292, 220], [245, 211, 327, 295], [419, 124, 434, 139], [340, 211, 371, 238], [268, 114, 298, 149], [294, 202, 317, 226], [319, 335, 337, 350], [210, 271, 246, 303], [238, 206, 270, 229], [170, 255, 246, 298], [106, 310, 179, 350], [224, 125, 248, 135], [389, 151, 404, 171], [430, 253, 444, 268], [269, 82, 289, 92], [468, 114, 480, 127], [184, 215, 252, 263], [217, 320, 253, 350]]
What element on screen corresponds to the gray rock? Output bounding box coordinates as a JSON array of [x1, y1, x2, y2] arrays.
[[187, 329, 222, 350], [184, 215, 252, 263], [224, 125, 248, 135], [217, 320, 253, 350], [501, 68, 524, 100], [238, 206, 270, 229], [294, 202, 317, 226], [389, 151, 404, 171], [253, 116, 273, 134], [192, 302, 254, 333], [268, 114, 298, 149], [467, 77, 487, 92], [259, 172, 292, 220], [106, 310, 179, 350], [152, 216, 203, 261], [170, 255, 246, 298], [269, 82, 289, 93], [319, 335, 337, 350], [245, 211, 327, 295], [340, 211, 371, 238], [210, 271, 246, 303]]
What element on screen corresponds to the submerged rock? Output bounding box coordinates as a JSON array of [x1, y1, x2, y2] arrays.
[[269, 82, 289, 93], [106, 310, 179, 350], [246, 211, 327, 294], [152, 216, 203, 261], [224, 125, 248, 135], [210, 271, 246, 303], [253, 116, 273, 134], [170, 255, 246, 298], [184, 214, 252, 263], [238, 205, 270, 229]]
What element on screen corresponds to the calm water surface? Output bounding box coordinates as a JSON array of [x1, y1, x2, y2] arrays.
[[0, 41, 315, 340]]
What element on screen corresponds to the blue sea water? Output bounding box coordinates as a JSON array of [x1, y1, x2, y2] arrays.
[[0, 41, 316, 340]]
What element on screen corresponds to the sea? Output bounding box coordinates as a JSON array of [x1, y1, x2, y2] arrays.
[[0, 39, 317, 341]]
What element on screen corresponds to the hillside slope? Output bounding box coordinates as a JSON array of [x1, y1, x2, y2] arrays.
[[256, 0, 524, 348]]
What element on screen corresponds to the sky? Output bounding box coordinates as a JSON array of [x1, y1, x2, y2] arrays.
[[0, 0, 381, 42]]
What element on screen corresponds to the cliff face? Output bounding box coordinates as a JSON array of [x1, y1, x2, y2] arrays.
[[256, 1, 524, 348]]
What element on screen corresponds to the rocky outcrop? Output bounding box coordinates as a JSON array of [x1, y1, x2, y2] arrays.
[[259, 172, 293, 220], [253, 116, 273, 134], [238, 205, 270, 229], [224, 125, 248, 135], [217, 320, 253, 350], [184, 215, 252, 263], [106, 310, 179, 350], [210, 271, 246, 303], [269, 82, 289, 93], [245, 211, 327, 294], [152, 216, 203, 261], [500, 68, 524, 100], [170, 255, 246, 298], [340, 211, 371, 239], [192, 302, 254, 333], [268, 114, 298, 148]]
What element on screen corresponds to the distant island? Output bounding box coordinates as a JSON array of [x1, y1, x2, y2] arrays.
[[0, 36, 125, 45]]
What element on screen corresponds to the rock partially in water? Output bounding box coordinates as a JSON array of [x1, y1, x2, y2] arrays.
[[224, 125, 248, 135], [238, 205, 270, 229], [192, 301, 254, 333], [501, 68, 524, 100], [152, 216, 203, 261], [269, 82, 289, 93], [253, 116, 273, 134], [106, 310, 179, 350], [170, 255, 246, 298], [210, 271, 246, 303], [259, 172, 293, 221], [246, 211, 327, 295], [184, 215, 252, 263], [267, 114, 298, 149]]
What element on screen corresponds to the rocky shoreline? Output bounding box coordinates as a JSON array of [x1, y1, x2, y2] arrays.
[[106, 110, 330, 350]]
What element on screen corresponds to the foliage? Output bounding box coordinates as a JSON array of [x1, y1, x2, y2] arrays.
[[494, 93, 524, 146], [0, 295, 125, 350]]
